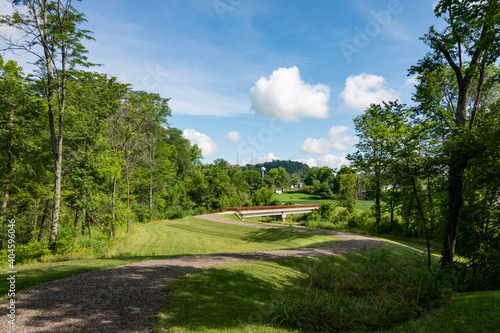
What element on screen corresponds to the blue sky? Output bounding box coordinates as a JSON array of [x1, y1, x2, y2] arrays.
[[1, 0, 441, 168]]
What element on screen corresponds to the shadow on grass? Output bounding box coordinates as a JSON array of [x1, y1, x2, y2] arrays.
[[155, 263, 302, 331], [241, 228, 324, 244]]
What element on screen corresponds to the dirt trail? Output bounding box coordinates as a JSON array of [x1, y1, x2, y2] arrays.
[[1, 214, 381, 332]]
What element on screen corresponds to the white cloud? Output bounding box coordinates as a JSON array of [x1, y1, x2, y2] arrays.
[[298, 158, 318, 168], [256, 152, 279, 163], [339, 73, 398, 110], [0, 0, 30, 44], [404, 75, 420, 87], [182, 129, 218, 158], [227, 130, 241, 143], [301, 125, 358, 154], [317, 154, 350, 169], [250, 66, 330, 121], [237, 152, 279, 166]]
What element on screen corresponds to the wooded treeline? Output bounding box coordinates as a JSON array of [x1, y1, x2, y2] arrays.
[[0, 54, 303, 254], [0, 1, 283, 256], [347, 0, 500, 276]]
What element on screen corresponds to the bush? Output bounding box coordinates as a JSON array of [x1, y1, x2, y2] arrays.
[[0, 240, 51, 265], [271, 248, 449, 332], [318, 202, 336, 221]]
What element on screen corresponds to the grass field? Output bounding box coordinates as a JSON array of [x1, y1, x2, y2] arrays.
[[0, 216, 340, 298], [274, 191, 374, 210], [118, 217, 340, 256], [153, 239, 499, 333]]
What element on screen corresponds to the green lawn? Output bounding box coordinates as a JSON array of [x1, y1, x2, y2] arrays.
[[153, 239, 499, 333], [1, 216, 340, 298], [119, 217, 340, 256], [384, 291, 500, 333], [274, 191, 373, 210]]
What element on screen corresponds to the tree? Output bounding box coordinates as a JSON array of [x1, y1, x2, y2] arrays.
[[0, 56, 41, 214], [290, 173, 300, 187], [267, 167, 290, 189], [349, 102, 401, 225], [242, 170, 264, 189], [1, 0, 95, 249], [411, 0, 500, 268], [339, 173, 357, 214]]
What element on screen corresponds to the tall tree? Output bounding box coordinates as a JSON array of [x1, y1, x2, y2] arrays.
[[1, 0, 94, 248], [0, 56, 41, 214], [411, 0, 500, 268]]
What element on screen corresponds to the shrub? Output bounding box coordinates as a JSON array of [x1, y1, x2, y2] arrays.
[[318, 202, 336, 221], [271, 248, 448, 332]]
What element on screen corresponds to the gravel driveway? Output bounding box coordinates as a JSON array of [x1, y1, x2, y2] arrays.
[[1, 214, 381, 332]]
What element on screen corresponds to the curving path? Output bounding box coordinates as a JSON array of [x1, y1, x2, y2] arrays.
[[1, 214, 381, 332]]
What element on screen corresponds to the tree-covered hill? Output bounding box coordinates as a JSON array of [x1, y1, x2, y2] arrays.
[[242, 160, 310, 179]]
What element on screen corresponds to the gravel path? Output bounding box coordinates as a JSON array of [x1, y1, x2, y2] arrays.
[[1, 214, 382, 333]]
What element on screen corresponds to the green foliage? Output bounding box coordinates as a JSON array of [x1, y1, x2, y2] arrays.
[[339, 173, 357, 214], [267, 167, 290, 189], [317, 202, 336, 221], [252, 187, 279, 206], [271, 248, 448, 332]]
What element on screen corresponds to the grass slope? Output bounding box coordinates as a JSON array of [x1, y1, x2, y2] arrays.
[[385, 291, 500, 333], [1, 217, 340, 298], [153, 239, 499, 333], [118, 217, 340, 256]]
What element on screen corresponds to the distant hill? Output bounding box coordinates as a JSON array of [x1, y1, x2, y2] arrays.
[[242, 160, 310, 179]]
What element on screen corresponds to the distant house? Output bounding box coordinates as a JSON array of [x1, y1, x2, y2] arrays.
[[298, 183, 305, 188], [275, 187, 283, 194]]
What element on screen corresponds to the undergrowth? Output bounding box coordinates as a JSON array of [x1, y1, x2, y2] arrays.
[[271, 248, 450, 332]]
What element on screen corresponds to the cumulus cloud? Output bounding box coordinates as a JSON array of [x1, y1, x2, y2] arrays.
[[250, 66, 330, 121], [255, 152, 280, 163], [227, 130, 241, 143], [339, 73, 398, 110], [301, 125, 358, 154], [298, 158, 318, 168], [404, 75, 420, 87], [318, 154, 350, 169], [182, 129, 218, 158]]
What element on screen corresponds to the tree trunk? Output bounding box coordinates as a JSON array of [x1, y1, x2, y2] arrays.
[[44, 1, 67, 251], [82, 206, 86, 236], [407, 160, 432, 268], [390, 199, 394, 231], [126, 162, 131, 233], [74, 208, 79, 245], [441, 157, 467, 268], [111, 176, 117, 238], [1, 110, 14, 213], [31, 205, 38, 240], [38, 202, 50, 242], [149, 169, 153, 220], [87, 209, 92, 237], [374, 169, 381, 226]]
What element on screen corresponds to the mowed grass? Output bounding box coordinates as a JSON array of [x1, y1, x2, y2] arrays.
[[1, 216, 340, 298], [153, 240, 422, 332], [274, 191, 373, 210], [119, 216, 341, 256], [384, 291, 500, 333], [153, 239, 500, 333]]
